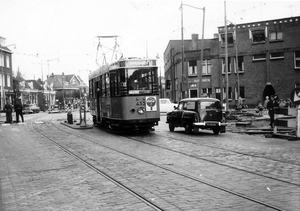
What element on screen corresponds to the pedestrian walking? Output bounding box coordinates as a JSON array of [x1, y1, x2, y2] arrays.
[[14, 99, 24, 123], [4, 101, 13, 123], [237, 96, 243, 110], [267, 95, 278, 128]]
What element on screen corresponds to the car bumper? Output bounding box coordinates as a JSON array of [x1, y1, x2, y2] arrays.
[[193, 122, 227, 127]]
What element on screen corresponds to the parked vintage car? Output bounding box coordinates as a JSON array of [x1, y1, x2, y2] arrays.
[[22, 104, 33, 114], [159, 98, 177, 113], [30, 104, 40, 113], [166, 98, 226, 134], [22, 104, 40, 114], [48, 105, 60, 113]]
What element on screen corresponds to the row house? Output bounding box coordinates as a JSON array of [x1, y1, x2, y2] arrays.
[[0, 37, 14, 110], [44, 73, 88, 106], [18, 80, 55, 110], [164, 16, 300, 108]]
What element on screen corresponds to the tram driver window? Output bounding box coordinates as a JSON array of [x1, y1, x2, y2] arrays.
[[127, 68, 154, 94]]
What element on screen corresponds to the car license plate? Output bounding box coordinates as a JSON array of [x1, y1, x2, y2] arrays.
[[207, 123, 217, 126]]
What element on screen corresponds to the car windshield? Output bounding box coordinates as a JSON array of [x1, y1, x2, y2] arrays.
[[160, 99, 171, 104]]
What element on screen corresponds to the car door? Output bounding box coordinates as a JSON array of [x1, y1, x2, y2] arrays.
[[168, 101, 185, 126]]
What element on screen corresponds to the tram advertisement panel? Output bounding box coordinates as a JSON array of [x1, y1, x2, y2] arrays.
[[145, 96, 157, 111]]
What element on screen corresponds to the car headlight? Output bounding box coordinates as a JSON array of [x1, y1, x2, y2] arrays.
[[137, 107, 145, 115]]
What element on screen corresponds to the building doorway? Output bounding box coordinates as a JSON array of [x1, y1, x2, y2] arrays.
[[190, 89, 198, 98], [263, 84, 276, 101]]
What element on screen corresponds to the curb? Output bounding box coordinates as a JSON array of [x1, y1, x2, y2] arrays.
[[60, 121, 93, 129]]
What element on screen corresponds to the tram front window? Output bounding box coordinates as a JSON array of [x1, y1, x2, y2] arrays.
[[127, 68, 157, 94]]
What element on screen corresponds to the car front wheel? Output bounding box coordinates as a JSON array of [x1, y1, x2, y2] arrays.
[[185, 124, 192, 134], [169, 123, 175, 132]]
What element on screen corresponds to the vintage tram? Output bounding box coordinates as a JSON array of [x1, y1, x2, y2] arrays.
[[89, 57, 160, 132]]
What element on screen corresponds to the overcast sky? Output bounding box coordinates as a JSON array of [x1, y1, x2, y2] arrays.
[[1, 0, 300, 83]]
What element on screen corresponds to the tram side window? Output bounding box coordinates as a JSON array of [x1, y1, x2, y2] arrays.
[[110, 72, 117, 97], [119, 68, 127, 95], [101, 75, 105, 96], [89, 80, 93, 98], [105, 73, 110, 96]]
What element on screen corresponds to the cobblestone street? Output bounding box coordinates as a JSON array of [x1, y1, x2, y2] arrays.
[[0, 111, 300, 210]]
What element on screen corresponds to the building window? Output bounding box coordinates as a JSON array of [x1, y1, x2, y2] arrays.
[[0, 54, 4, 66], [202, 88, 212, 97], [295, 51, 300, 69], [188, 60, 197, 76], [234, 56, 244, 72], [269, 31, 283, 41], [220, 32, 234, 46], [166, 80, 171, 89], [6, 75, 11, 87], [202, 60, 211, 75], [6, 55, 10, 68], [250, 28, 266, 43], [222, 58, 232, 74], [223, 87, 232, 100], [253, 54, 266, 61], [270, 52, 284, 60], [235, 86, 245, 99]]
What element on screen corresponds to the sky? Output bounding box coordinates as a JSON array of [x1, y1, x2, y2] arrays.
[[1, 0, 300, 84]]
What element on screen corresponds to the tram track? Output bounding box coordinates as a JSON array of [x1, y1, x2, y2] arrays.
[[28, 117, 164, 211], [123, 132, 300, 187], [29, 117, 293, 211], [155, 130, 300, 166]]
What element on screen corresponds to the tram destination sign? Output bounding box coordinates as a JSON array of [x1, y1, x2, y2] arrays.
[[120, 60, 156, 67]]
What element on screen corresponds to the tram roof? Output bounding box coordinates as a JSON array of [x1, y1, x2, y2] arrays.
[[89, 57, 157, 80]]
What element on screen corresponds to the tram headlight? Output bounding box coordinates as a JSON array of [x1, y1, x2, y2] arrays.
[[137, 107, 145, 115]]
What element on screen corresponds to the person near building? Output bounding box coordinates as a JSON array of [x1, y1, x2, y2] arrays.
[[237, 96, 243, 110], [267, 95, 278, 128], [4, 101, 13, 123], [14, 99, 24, 123], [263, 96, 270, 115]]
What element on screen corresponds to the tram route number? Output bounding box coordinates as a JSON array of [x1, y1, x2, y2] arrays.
[[136, 101, 145, 106]]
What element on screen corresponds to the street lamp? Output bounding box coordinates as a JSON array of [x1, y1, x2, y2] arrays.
[[180, 2, 205, 99], [0, 44, 16, 110], [62, 72, 65, 110], [46, 58, 59, 107], [47, 58, 59, 77]]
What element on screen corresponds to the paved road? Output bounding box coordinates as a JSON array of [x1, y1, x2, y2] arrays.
[[0, 111, 299, 210]]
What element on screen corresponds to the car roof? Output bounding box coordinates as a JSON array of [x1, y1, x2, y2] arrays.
[[179, 98, 220, 102]]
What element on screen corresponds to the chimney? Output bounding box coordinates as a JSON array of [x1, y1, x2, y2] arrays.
[[191, 34, 198, 50]]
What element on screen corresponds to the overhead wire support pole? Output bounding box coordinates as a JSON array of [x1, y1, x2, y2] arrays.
[[180, 3, 205, 98], [224, 1, 229, 112], [180, 2, 185, 99]]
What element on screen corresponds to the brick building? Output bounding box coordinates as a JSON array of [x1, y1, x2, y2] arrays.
[[0, 37, 14, 110], [164, 16, 300, 108]]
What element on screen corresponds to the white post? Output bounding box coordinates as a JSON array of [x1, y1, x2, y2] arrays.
[[297, 105, 300, 137]]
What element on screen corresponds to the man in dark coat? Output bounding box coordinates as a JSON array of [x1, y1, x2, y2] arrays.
[[4, 101, 13, 123], [267, 95, 277, 128], [14, 99, 24, 123]]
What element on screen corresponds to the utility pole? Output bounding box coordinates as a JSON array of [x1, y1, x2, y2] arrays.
[[224, 1, 229, 112]]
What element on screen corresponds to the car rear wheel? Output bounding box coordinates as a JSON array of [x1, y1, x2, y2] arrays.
[[213, 127, 220, 135], [169, 123, 175, 132], [185, 124, 192, 134]]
